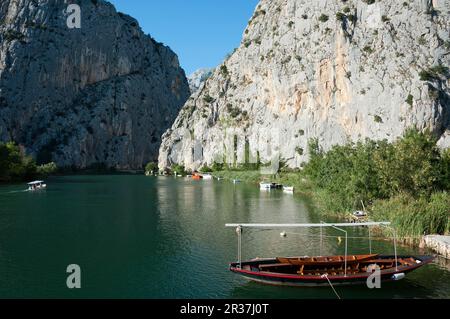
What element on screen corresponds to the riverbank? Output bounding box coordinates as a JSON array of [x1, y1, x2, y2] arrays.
[[210, 169, 449, 251], [421, 235, 450, 259]]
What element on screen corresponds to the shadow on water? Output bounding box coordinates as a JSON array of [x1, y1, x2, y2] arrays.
[[229, 264, 448, 299]]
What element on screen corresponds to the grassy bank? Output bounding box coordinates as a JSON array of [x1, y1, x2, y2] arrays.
[[205, 129, 450, 241]]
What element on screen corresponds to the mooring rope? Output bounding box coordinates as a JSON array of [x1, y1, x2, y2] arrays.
[[321, 274, 341, 299]]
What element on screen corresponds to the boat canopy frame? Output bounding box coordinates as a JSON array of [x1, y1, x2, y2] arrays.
[[27, 180, 45, 185], [225, 222, 397, 277]]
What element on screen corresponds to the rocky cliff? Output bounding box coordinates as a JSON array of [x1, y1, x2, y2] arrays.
[[188, 68, 213, 94], [0, 0, 190, 169], [159, 0, 450, 171]]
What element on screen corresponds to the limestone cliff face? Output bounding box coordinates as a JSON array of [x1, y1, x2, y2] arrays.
[[188, 68, 213, 94], [159, 0, 450, 171], [0, 0, 190, 169]]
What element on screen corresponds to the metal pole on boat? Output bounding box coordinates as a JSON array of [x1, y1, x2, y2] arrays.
[[393, 227, 398, 271], [320, 221, 324, 256], [345, 231, 348, 277], [236, 226, 242, 269], [381, 224, 398, 272], [331, 226, 347, 277], [368, 226, 372, 255]]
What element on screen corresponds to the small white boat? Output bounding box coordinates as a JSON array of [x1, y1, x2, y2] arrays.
[[353, 210, 367, 217], [233, 179, 241, 184], [202, 174, 213, 180], [260, 182, 272, 190], [27, 180, 47, 191], [283, 186, 295, 193]]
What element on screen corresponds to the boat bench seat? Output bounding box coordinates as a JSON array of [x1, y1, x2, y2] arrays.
[[259, 263, 292, 269]]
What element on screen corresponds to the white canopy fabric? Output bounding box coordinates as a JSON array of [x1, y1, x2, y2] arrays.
[[27, 181, 44, 185]]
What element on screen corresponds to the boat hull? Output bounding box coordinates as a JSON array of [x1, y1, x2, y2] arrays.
[[230, 255, 434, 287]]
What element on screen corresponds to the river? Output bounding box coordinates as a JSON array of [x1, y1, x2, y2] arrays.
[[0, 175, 449, 298]]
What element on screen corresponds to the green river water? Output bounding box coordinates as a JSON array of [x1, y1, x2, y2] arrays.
[[0, 175, 449, 299]]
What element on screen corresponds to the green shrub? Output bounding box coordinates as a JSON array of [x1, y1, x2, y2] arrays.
[[211, 162, 225, 172], [418, 36, 427, 45], [336, 12, 346, 22], [419, 65, 449, 81], [318, 14, 329, 23], [374, 115, 383, 123], [4, 30, 25, 42], [37, 162, 58, 176], [200, 165, 213, 173], [405, 94, 414, 106], [145, 162, 158, 174], [220, 65, 229, 77], [172, 164, 186, 176], [347, 14, 357, 23], [203, 95, 214, 103], [419, 70, 435, 81], [363, 46, 374, 54]]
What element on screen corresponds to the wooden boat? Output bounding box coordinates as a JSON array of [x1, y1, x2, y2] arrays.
[[277, 254, 378, 266], [230, 255, 434, 287]]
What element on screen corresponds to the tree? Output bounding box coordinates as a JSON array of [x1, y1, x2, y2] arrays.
[[200, 165, 213, 173], [145, 162, 158, 174], [172, 164, 186, 176], [390, 129, 441, 196], [0, 142, 56, 182]]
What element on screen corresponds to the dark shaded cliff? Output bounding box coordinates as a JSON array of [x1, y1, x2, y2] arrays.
[[0, 0, 190, 169]]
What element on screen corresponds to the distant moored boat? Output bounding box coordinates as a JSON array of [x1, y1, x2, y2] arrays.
[[283, 186, 294, 193], [260, 182, 272, 190]]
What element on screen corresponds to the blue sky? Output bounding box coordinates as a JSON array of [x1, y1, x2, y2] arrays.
[[108, 0, 259, 75]]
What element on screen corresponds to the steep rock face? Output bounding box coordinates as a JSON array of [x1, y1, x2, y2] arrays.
[[187, 68, 213, 94], [0, 0, 190, 169], [159, 0, 449, 171]]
